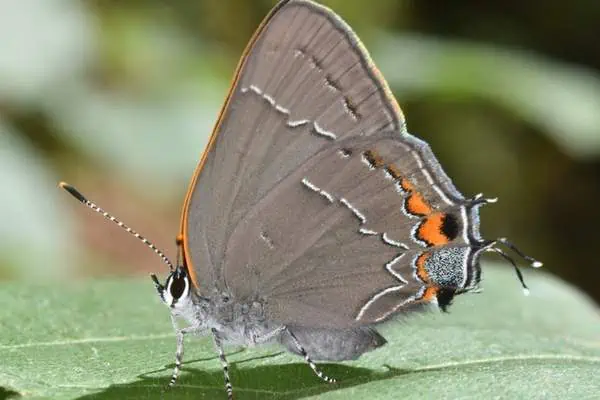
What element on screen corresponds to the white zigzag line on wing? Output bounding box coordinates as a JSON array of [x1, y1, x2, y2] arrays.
[[355, 254, 409, 321], [241, 85, 336, 139], [301, 178, 335, 203], [300, 179, 415, 322], [339, 198, 366, 224], [382, 232, 409, 250]]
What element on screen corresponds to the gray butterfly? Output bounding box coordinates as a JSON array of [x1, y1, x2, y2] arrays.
[[60, 0, 541, 398]]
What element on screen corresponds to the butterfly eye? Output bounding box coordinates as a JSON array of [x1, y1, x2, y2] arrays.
[[169, 275, 187, 299], [165, 268, 189, 306]]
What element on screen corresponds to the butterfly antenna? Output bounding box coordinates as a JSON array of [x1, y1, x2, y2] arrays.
[[58, 182, 174, 272], [469, 193, 498, 207], [495, 237, 543, 268], [486, 246, 529, 295]]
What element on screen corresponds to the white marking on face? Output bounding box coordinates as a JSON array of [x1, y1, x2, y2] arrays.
[[340, 197, 366, 224], [382, 232, 409, 250], [163, 274, 190, 310], [312, 121, 337, 140], [301, 178, 335, 203]]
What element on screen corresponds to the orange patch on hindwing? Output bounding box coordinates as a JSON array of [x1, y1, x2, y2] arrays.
[[364, 153, 433, 216], [366, 155, 436, 222], [416, 213, 452, 246], [421, 286, 439, 301], [415, 252, 439, 302], [406, 191, 433, 216], [398, 178, 433, 216], [415, 252, 431, 283]]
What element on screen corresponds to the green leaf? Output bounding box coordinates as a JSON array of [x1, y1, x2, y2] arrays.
[[1, 264, 598, 399]]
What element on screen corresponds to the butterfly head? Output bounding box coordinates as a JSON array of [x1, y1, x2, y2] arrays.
[[151, 266, 192, 311]]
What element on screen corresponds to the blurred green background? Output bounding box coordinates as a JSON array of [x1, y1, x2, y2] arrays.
[[1, 0, 599, 304]]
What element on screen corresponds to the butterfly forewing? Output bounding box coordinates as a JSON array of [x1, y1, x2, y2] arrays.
[[183, 0, 479, 326], [183, 0, 402, 293]]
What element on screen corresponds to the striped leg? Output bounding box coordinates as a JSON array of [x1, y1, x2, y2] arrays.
[[211, 329, 233, 400], [168, 321, 201, 387], [169, 327, 186, 387], [285, 327, 336, 383]]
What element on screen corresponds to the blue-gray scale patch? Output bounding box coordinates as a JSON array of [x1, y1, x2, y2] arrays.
[[424, 247, 468, 287]]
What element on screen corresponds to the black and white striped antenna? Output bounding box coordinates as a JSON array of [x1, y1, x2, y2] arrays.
[[59, 182, 174, 271]]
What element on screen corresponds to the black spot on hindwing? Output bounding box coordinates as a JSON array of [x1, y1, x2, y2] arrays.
[[441, 213, 460, 241], [437, 287, 457, 312]]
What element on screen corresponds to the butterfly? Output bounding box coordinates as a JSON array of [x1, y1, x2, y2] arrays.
[[60, 1, 541, 398]]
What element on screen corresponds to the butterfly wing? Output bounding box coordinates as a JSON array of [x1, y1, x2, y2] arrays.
[[222, 134, 482, 328], [182, 0, 483, 328], [182, 0, 403, 294]]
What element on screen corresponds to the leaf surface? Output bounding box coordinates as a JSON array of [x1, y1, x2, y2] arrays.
[[1, 265, 598, 399]]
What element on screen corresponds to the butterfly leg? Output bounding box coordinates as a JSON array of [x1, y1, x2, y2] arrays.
[[169, 326, 189, 386], [211, 328, 234, 400], [285, 326, 337, 383], [169, 316, 203, 387]]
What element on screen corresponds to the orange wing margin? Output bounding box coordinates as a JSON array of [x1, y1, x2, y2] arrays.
[[179, 0, 296, 288], [179, 0, 405, 288]]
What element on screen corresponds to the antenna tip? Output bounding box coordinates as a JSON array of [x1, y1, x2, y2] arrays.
[[487, 197, 499, 203], [523, 287, 530, 296], [532, 260, 543, 268], [59, 182, 87, 203]]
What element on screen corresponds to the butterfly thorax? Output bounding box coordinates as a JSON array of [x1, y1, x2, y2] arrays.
[[178, 290, 280, 347]]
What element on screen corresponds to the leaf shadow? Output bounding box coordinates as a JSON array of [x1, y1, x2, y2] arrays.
[[0, 387, 20, 400], [75, 353, 418, 400]]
